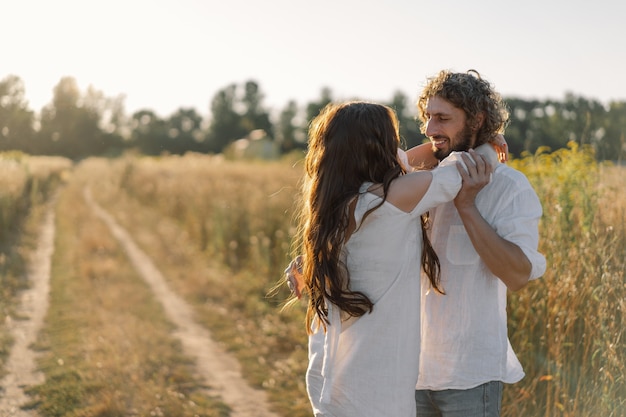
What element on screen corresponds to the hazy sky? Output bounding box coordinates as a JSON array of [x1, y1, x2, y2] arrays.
[[2, 0, 625, 117]]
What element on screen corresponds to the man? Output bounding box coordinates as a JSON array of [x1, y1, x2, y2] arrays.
[[407, 70, 546, 416]]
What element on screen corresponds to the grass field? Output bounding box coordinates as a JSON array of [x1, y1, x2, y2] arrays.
[[0, 145, 624, 416], [0, 153, 72, 381]]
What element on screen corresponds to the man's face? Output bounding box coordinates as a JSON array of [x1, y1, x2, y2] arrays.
[[424, 96, 476, 161]]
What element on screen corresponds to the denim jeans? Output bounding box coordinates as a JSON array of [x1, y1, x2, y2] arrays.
[[415, 381, 503, 417]]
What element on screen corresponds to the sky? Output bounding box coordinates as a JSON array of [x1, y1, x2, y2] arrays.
[[2, 0, 625, 118]]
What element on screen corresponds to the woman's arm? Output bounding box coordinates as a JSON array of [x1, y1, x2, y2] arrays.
[[405, 142, 438, 169], [389, 150, 492, 213]]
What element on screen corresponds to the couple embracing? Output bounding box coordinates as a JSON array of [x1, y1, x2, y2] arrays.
[[285, 70, 546, 417]]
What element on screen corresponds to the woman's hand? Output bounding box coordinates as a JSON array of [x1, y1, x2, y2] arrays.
[[285, 255, 305, 299], [490, 134, 508, 163]]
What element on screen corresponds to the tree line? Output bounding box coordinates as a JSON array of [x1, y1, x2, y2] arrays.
[[0, 74, 624, 161]]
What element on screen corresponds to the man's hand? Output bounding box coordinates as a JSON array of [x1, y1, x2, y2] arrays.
[[454, 149, 492, 211]]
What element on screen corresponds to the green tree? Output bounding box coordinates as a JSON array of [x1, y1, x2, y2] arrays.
[[38, 77, 123, 158], [165, 108, 206, 154], [82, 85, 126, 156], [206, 84, 245, 153], [240, 80, 273, 139], [387, 90, 423, 149], [558, 94, 609, 161], [276, 100, 304, 153], [505, 95, 613, 159], [206, 80, 276, 153], [0, 75, 35, 153], [505, 98, 542, 157], [305, 87, 333, 126], [505, 98, 570, 156], [602, 101, 626, 162], [38, 76, 86, 157], [130, 109, 169, 155]]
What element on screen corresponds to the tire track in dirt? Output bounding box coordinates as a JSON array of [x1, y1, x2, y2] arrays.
[[0, 199, 56, 417], [83, 188, 281, 417]]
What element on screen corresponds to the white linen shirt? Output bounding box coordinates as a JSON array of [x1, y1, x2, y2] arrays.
[[306, 154, 471, 417], [416, 150, 546, 390]]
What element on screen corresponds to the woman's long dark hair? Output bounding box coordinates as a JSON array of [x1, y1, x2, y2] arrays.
[[298, 101, 441, 333]]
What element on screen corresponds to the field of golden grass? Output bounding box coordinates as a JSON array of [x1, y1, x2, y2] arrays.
[[0, 144, 623, 416], [27, 170, 229, 415], [82, 154, 310, 416]]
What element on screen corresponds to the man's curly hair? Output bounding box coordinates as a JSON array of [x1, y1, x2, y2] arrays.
[[416, 69, 510, 146]]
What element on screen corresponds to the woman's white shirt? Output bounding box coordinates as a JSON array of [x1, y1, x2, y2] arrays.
[[305, 149, 481, 417]]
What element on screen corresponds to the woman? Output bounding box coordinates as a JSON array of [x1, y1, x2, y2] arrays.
[[291, 101, 493, 417]]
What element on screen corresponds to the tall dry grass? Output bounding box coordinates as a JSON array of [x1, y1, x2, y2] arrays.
[[71, 146, 625, 416], [82, 154, 310, 416], [115, 153, 303, 280], [0, 152, 71, 238], [506, 143, 625, 416]]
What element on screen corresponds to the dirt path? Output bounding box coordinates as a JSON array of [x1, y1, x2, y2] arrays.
[[0, 190, 282, 417], [0, 200, 56, 417], [84, 188, 281, 417]]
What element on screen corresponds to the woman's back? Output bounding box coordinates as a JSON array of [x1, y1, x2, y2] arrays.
[[307, 169, 465, 417], [307, 185, 424, 417], [299, 101, 494, 417]]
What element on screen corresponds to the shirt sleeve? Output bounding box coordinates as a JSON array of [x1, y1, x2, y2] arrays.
[[491, 175, 547, 281], [413, 158, 463, 214], [417, 148, 487, 213]]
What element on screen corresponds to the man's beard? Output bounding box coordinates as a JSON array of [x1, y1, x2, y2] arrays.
[[433, 124, 474, 161]]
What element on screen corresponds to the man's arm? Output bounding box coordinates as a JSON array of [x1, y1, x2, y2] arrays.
[[454, 152, 532, 291]]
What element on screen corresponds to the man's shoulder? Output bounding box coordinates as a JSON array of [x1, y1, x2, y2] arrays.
[[493, 164, 533, 187], [484, 165, 541, 207]]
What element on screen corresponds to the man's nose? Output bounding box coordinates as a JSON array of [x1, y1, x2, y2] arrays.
[[425, 120, 438, 138]]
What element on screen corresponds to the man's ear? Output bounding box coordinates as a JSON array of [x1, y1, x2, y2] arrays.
[[472, 112, 485, 133]]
